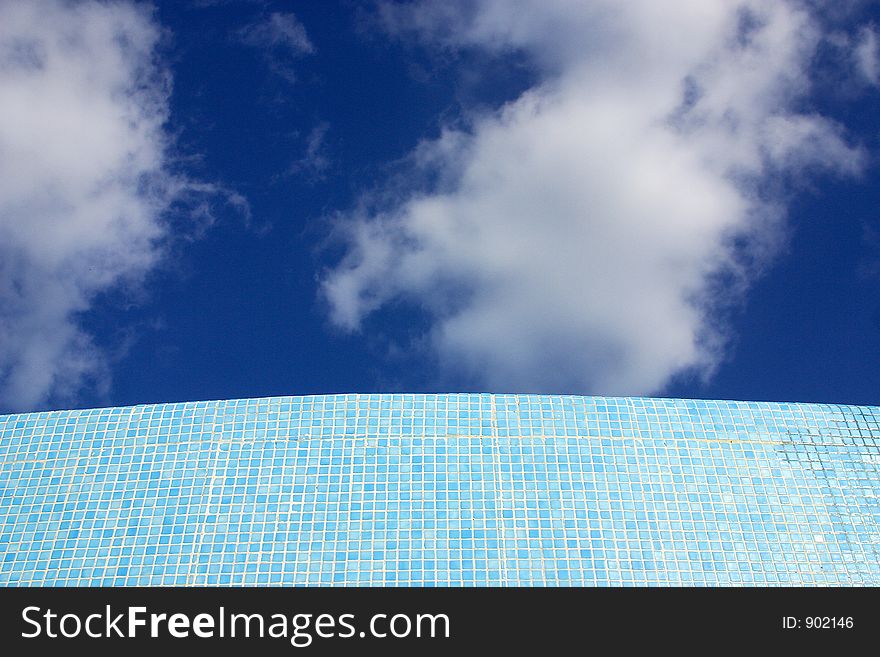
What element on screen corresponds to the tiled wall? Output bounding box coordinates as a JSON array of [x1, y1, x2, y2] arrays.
[[1, 394, 878, 585]]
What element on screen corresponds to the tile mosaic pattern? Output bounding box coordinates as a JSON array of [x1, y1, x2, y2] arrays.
[[1, 394, 879, 586]]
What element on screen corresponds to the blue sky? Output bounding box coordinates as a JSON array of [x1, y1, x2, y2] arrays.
[[1, 0, 879, 413]]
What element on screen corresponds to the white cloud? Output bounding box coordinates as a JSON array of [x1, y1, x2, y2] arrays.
[[855, 24, 879, 85], [322, 0, 867, 395], [237, 11, 315, 83], [0, 0, 190, 410], [239, 12, 314, 56], [289, 122, 331, 179]]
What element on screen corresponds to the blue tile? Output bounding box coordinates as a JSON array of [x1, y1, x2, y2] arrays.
[[0, 394, 878, 585]]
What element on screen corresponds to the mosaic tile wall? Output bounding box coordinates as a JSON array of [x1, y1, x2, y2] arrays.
[[0, 394, 879, 586]]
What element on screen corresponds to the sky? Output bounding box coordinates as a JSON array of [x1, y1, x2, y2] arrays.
[[0, 0, 879, 414]]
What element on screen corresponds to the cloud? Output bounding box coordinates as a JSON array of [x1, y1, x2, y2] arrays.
[[855, 25, 879, 85], [239, 11, 314, 56], [288, 122, 331, 179], [237, 12, 315, 83], [0, 0, 204, 410], [189, 0, 266, 8], [321, 0, 867, 395]]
